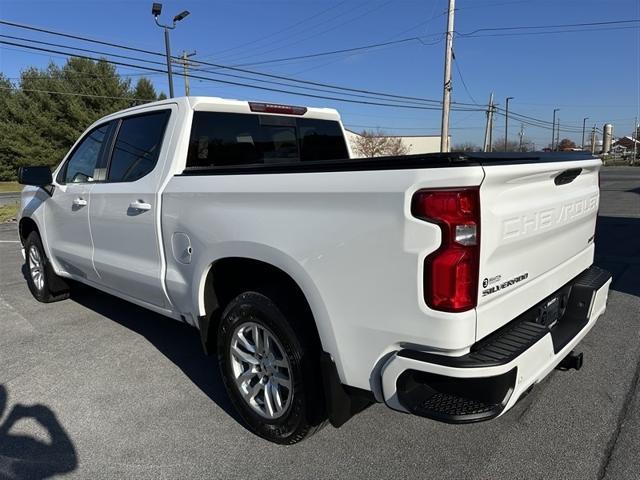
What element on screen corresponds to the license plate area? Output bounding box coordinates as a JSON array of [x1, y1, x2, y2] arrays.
[[517, 284, 571, 330], [535, 288, 571, 329], [514, 266, 611, 354]]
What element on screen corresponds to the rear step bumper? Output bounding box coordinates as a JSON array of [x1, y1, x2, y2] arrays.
[[381, 265, 612, 423]]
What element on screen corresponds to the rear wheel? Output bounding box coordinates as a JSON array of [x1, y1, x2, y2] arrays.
[[24, 231, 70, 303], [217, 290, 326, 444]]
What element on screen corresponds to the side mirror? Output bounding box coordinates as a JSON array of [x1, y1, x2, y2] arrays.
[[18, 166, 53, 187]]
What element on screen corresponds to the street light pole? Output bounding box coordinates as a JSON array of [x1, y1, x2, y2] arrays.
[[152, 3, 190, 99], [504, 96, 514, 151], [551, 108, 559, 150], [581, 117, 589, 150], [162, 26, 174, 98]]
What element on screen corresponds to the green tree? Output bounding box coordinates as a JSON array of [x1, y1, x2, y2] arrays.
[[0, 58, 147, 180], [132, 77, 160, 103]]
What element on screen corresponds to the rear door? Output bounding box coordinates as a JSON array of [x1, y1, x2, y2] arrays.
[[475, 156, 602, 340], [89, 107, 174, 308]]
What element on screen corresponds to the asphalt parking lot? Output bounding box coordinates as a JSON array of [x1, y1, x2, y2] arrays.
[[0, 166, 639, 480]]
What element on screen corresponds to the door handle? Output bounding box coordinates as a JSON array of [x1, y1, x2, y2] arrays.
[[72, 197, 87, 207], [129, 200, 152, 211]]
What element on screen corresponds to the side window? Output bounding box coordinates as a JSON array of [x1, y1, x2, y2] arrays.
[[107, 110, 170, 182], [187, 112, 261, 168], [60, 123, 110, 184]]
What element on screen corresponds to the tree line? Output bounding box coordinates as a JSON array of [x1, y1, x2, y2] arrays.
[[0, 57, 165, 181]]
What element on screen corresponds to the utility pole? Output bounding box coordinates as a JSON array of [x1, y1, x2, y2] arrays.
[[439, 0, 456, 153], [504, 96, 514, 151], [556, 117, 561, 150], [483, 92, 494, 152], [632, 116, 638, 165], [591, 125, 596, 154], [518, 123, 525, 152], [489, 101, 496, 152], [551, 108, 559, 150], [180, 50, 197, 96], [581, 117, 589, 150]]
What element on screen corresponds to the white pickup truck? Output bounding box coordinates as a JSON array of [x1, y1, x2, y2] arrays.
[[18, 96, 611, 444]]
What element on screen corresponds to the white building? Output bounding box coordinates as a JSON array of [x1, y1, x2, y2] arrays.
[[345, 130, 443, 156]]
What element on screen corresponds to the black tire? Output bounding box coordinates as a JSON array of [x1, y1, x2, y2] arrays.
[[217, 290, 327, 444], [24, 231, 70, 303]]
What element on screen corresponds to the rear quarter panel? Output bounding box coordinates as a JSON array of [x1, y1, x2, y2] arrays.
[[161, 166, 485, 390]]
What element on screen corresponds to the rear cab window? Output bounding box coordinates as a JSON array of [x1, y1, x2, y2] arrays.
[[186, 111, 348, 169], [107, 110, 171, 182]]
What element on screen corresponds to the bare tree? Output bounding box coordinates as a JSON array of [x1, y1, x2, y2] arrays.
[[453, 142, 481, 152], [492, 137, 521, 152], [385, 136, 410, 156], [557, 138, 577, 151], [352, 129, 410, 157]]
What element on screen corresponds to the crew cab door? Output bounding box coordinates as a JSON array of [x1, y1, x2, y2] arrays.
[[89, 107, 173, 308], [45, 122, 113, 280]]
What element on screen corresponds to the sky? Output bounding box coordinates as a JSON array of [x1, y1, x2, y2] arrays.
[[1, 0, 639, 148]]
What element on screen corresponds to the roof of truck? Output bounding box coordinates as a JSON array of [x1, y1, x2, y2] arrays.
[[187, 96, 342, 121], [93, 96, 342, 126]]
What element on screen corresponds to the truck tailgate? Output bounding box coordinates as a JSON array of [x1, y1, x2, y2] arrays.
[[475, 156, 602, 340]]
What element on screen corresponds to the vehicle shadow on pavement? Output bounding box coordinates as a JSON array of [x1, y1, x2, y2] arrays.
[[0, 385, 77, 480], [68, 286, 244, 425], [594, 215, 640, 298]]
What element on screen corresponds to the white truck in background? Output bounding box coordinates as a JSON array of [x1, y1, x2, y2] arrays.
[[18, 96, 611, 444]]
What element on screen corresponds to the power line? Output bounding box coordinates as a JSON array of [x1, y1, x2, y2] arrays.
[[1, 34, 433, 107], [345, 124, 482, 131], [453, 56, 479, 105], [456, 19, 640, 36], [457, 25, 639, 39], [494, 110, 585, 134], [197, 0, 349, 60], [0, 85, 154, 102], [211, 0, 395, 65], [227, 35, 442, 68], [0, 19, 162, 57], [0, 19, 481, 109], [281, 6, 447, 76], [1, 34, 481, 110], [0, 40, 485, 112], [0, 33, 168, 68]]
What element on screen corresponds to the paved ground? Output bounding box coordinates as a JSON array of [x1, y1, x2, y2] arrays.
[[0, 166, 638, 480], [0, 193, 20, 207]]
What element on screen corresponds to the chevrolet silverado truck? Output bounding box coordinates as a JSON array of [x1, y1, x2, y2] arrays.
[[17, 96, 611, 444]]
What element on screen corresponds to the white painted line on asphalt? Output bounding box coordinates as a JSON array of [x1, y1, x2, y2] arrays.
[[0, 240, 20, 243]]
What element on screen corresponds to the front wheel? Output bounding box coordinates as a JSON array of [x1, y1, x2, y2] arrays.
[[24, 231, 70, 303], [217, 291, 326, 444]]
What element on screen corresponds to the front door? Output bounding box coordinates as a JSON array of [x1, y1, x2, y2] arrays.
[[45, 122, 111, 281]]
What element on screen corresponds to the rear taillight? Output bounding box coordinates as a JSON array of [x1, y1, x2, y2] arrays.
[[412, 188, 480, 312]]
